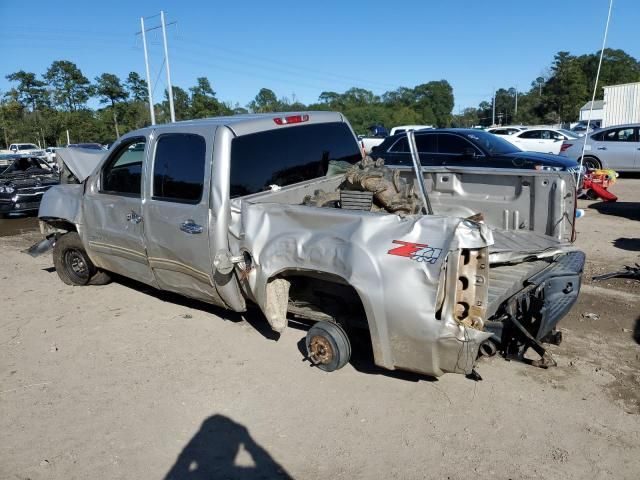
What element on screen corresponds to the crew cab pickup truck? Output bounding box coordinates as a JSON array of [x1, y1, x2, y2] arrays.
[[2, 143, 46, 158], [33, 112, 584, 378]]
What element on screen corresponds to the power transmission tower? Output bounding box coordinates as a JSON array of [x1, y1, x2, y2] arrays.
[[492, 90, 496, 126], [136, 13, 178, 125], [139, 17, 155, 125], [160, 11, 175, 123]]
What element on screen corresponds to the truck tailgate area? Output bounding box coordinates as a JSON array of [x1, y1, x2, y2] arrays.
[[486, 229, 585, 341]]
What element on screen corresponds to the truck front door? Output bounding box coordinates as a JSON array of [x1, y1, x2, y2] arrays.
[[83, 136, 154, 285], [143, 128, 220, 304]]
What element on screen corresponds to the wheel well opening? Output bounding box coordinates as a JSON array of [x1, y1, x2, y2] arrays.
[[40, 217, 77, 232], [281, 272, 374, 362]]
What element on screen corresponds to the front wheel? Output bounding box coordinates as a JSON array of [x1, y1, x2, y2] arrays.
[[305, 321, 351, 372], [582, 156, 601, 171], [53, 232, 111, 286]]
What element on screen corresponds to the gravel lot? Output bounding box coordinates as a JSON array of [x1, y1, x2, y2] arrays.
[[1, 178, 639, 480]]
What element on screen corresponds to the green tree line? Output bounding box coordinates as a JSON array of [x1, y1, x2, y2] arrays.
[[1, 48, 638, 147], [455, 48, 640, 128]]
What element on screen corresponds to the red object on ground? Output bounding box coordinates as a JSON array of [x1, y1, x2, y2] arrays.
[[587, 181, 618, 201], [582, 169, 618, 202]]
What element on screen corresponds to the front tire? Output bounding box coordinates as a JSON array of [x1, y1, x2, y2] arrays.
[[582, 156, 601, 171], [53, 232, 111, 286], [305, 321, 351, 372]]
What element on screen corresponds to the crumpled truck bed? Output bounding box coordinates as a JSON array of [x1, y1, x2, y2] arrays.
[[230, 200, 496, 377]]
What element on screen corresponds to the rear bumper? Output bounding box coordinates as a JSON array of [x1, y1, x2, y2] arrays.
[[486, 251, 585, 342]]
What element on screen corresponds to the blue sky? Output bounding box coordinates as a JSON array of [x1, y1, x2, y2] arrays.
[[1, 0, 638, 111]]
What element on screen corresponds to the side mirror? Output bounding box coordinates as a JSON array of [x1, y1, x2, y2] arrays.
[[462, 147, 476, 157]]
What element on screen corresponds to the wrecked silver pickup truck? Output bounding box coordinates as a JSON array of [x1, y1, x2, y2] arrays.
[[34, 112, 584, 377]]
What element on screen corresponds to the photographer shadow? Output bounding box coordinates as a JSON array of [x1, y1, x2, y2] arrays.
[[165, 415, 292, 480]]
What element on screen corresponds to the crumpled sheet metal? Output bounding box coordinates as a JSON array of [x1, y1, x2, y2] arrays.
[[56, 147, 105, 182], [233, 201, 494, 377], [38, 184, 84, 225]]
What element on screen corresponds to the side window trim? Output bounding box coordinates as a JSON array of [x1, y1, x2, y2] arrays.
[[99, 136, 146, 198]]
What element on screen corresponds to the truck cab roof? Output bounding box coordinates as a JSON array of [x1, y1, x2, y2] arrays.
[[131, 111, 349, 139]]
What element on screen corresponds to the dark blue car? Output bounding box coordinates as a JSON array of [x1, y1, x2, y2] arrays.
[[371, 128, 580, 173]]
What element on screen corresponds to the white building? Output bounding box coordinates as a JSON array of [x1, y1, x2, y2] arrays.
[[579, 100, 604, 122], [602, 82, 640, 127]]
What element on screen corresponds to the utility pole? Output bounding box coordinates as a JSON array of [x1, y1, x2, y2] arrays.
[[492, 90, 496, 126], [140, 16, 156, 125], [160, 11, 175, 122], [66, 129, 70, 145], [515, 87, 518, 116]]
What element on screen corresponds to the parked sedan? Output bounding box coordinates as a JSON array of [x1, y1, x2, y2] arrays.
[[0, 155, 59, 216], [370, 128, 579, 173], [559, 124, 640, 171], [501, 128, 579, 154], [487, 126, 527, 136]]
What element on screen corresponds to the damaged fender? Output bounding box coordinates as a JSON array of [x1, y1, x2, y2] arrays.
[[235, 202, 494, 377]]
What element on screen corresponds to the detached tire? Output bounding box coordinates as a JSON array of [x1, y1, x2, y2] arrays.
[[305, 321, 351, 372], [53, 232, 111, 286]]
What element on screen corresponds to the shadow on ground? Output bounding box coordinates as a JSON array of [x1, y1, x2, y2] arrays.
[[613, 238, 640, 252], [634, 316, 640, 345], [164, 415, 292, 480], [589, 201, 640, 221]]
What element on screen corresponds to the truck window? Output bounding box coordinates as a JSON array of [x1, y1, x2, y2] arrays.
[[101, 138, 146, 196], [230, 122, 361, 197], [152, 133, 206, 204]]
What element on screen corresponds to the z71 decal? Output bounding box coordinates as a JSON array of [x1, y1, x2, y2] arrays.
[[387, 240, 442, 264]]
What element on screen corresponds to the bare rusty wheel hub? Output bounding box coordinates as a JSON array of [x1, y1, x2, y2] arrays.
[[308, 335, 334, 365]]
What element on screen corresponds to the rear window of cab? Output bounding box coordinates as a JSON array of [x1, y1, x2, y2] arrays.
[[230, 122, 361, 197]]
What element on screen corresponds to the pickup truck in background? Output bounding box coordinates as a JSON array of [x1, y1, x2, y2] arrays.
[[389, 124, 434, 135], [357, 124, 388, 154], [1, 143, 46, 158], [33, 111, 584, 378]]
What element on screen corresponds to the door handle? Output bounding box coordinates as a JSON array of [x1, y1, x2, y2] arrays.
[[126, 211, 142, 224], [180, 219, 203, 234], [597, 147, 607, 150]]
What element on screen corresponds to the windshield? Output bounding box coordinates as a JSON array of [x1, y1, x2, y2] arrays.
[[1, 156, 52, 174], [558, 129, 579, 139], [17, 144, 38, 150], [463, 130, 521, 154]]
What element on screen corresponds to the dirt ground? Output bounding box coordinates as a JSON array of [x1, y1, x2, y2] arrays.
[[1, 178, 639, 480]]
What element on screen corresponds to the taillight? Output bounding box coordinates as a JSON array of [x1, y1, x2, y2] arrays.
[[273, 114, 309, 125], [560, 143, 572, 152]]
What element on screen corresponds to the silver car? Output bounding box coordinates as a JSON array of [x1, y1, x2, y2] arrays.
[[559, 123, 640, 171]]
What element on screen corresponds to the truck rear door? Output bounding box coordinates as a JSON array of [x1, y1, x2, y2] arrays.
[[142, 126, 218, 303]]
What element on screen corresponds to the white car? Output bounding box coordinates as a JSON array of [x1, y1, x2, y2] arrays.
[[389, 125, 434, 135], [487, 126, 528, 136], [502, 128, 579, 155], [44, 147, 61, 165]]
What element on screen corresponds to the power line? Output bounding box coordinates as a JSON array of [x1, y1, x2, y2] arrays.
[[173, 35, 398, 90]]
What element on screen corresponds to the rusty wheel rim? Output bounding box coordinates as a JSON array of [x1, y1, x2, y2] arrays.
[[308, 335, 334, 365]]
